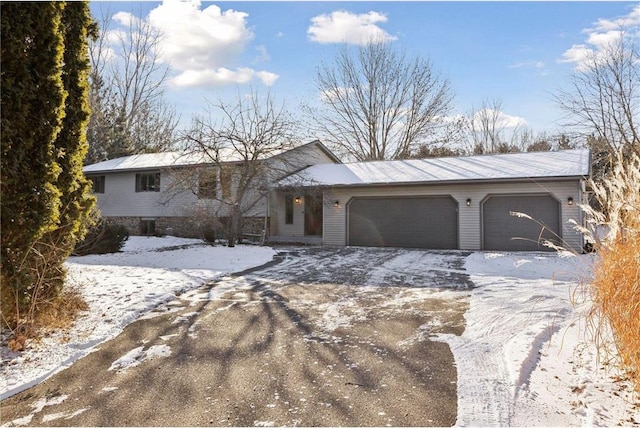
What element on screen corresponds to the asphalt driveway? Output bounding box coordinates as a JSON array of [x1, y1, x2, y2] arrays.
[[1, 246, 472, 427]]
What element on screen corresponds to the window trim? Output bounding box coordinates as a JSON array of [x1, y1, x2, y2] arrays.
[[135, 172, 161, 192], [198, 170, 218, 200], [285, 195, 294, 224], [140, 218, 156, 235], [89, 175, 105, 194]]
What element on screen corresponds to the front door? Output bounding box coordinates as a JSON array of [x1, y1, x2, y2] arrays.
[[304, 194, 323, 236]]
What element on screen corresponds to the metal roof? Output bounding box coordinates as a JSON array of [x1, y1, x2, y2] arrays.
[[278, 149, 591, 188], [83, 152, 208, 174], [83, 140, 339, 174]]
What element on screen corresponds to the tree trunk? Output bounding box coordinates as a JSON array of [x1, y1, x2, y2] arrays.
[[226, 206, 240, 247]]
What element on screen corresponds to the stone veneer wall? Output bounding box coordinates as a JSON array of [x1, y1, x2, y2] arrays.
[[105, 216, 267, 240]]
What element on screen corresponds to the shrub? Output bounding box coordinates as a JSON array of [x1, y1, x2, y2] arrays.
[[5, 287, 88, 352], [74, 221, 129, 255], [578, 152, 640, 391], [1, 2, 95, 334]]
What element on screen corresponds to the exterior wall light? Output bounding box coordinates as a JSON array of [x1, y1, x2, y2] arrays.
[[466, 198, 472, 207], [568, 197, 574, 206], [295, 196, 301, 204], [334, 200, 340, 208]]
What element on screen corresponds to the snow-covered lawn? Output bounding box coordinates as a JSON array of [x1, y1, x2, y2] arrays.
[[439, 251, 638, 426], [1, 237, 638, 426], [0, 236, 277, 400]]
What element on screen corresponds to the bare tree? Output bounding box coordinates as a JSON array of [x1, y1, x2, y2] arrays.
[[466, 99, 524, 154], [86, 8, 179, 163], [309, 40, 454, 161], [179, 89, 300, 247], [554, 34, 639, 157], [524, 132, 575, 152]]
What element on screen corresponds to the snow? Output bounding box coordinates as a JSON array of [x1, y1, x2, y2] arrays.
[[107, 344, 172, 373], [1, 236, 638, 426], [82, 151, 210, 173], [83, 140, 328, 174], [0, 236, 276, 400], [278, 149, 591, 187], [437, 251, 638, 426]]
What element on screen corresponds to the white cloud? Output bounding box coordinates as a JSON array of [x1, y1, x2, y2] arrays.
[[171, 67, 278, 88], [147, 1, 253, 70], [105, 28, 127, 45], [108, 0, 280, 88], [560, 5, 640, 70], [559, 44, 592, 66], [472, 109, 527, 129], [508, 61, 546, 70], [112, 11, 138, 27], [255, 71, 279, 86], [319, 86, 354, 102], [308, 10, 397, 45], [508, 61, 548, 76], [586, 30, 624, 49], [254, 45, 270, 63], [591, 4, 640, 32]]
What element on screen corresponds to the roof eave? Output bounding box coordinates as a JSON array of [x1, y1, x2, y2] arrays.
[[83, 160, 246, 175], [278, 174, 589, 189]]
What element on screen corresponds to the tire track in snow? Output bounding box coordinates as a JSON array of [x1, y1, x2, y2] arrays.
[[438, 273, 575, 426]]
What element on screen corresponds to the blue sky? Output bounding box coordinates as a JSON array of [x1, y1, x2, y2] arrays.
[[90, 1, 640, 138]]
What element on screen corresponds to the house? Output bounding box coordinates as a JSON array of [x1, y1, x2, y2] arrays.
[[271, 149, 591, 252], [83, 140, 340, 238]]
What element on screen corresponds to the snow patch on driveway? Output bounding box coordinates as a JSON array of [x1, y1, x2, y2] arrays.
[[108, 344, 172, 373]]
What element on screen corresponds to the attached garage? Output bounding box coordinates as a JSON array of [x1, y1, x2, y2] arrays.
[[482, 194, 560, 251], [275, 149, 590, 251], [348, 196, 458, 249]]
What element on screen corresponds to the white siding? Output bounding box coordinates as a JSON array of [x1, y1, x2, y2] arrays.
[[321, 179, 584, 251], [92, 170, 264, 218], [266, 143, 341, 238], [323, 189, 345, 246], [93, 171, 189, 217], [92, 142, 336, 221], [269, 191, 307, 238]]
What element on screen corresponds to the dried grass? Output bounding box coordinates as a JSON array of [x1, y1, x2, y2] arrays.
[[2, 231, 91, 350], [590, 234, 640, 388], [578, 152, 640, 391], [4, 288, 88, 352], [33, 287, 89, 331]]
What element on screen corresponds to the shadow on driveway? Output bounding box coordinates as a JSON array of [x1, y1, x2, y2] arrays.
[[1, 246, 472, 427]]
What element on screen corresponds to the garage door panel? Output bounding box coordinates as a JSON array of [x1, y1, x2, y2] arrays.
[[348, 196, 458, 249], [483, 194, 560, 251], [349, 213, 386, 247]]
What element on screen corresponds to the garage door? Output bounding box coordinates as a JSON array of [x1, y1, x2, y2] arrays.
[[348, 196, 458, 249], [482, 194, 560, 251]]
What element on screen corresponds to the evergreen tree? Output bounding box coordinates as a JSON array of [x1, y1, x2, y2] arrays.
[[40, 2, 97, 296], [1, 2, 95, 326]]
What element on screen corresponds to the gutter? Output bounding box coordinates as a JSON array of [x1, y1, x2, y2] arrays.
[[276, 175, 590, 190]]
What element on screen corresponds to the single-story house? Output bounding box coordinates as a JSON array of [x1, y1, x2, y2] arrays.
[[83, 140, 340, 237], [271, 149, 591, 252]]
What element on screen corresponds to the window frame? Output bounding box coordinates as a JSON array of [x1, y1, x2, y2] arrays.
[[140, 219, 156, 235], [135, 172, 161, 192], [197, 170, 218, 200], [89, 175, 105, 194], [285, 195, 294, 224]]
